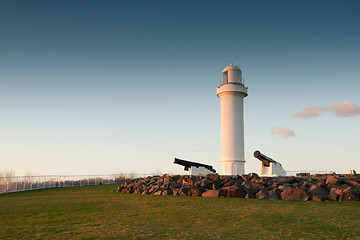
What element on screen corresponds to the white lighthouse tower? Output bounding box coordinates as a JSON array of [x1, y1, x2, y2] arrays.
[[217, 63, 248, 175]]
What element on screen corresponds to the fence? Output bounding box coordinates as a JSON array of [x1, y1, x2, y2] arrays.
[[286, 170, 336, 176], [0, 173, 151, 194]]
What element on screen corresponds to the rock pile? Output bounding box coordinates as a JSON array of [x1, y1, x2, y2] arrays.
[[116, 173, 360, 201]]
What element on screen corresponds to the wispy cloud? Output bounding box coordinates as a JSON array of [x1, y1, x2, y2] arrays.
[[271, 126, 295, 138], [329, 102, 360, 117], [291, 102, 360, 118], [291, 105, 328, 118]]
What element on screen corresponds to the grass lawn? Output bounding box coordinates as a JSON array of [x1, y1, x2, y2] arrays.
[[1, 184, 359, 239]]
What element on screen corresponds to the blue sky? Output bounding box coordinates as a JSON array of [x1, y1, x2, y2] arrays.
[[1, 0, 359, 175]]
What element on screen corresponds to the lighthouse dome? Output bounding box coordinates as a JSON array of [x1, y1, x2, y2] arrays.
[[222, 63, 241, 73]]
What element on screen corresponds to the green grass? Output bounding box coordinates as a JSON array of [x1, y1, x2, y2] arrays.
[[1, 185, 359, 239]]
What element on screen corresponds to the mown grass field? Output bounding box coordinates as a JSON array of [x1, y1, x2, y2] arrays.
[[1, 184, 359, 239]]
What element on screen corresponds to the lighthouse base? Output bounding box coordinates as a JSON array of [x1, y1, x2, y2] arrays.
[[221, 161, 245, 175]]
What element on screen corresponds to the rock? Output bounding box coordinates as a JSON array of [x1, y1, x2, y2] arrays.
[[301, 182, 310, 189], [267, 183, 277, 191], [212, 179, 225, 189], [190, 187, 204, 196], [345, 180, 360, 187], [225, 186, 246, 198], [289, 176, 300, 184], [133, 182, 142, 189], [277, 185, 288, 191], [256, 190, 269, 200], [218, 189, 227, 197], [241, 175, 249, 181], [202, 190, 220, 197], [161, 174, 170, 178], [162, 189, 173, 195], [328, 187, 344, 201], [223, 180, 235, 187], [170, 182, 182, 189], [308, 185, 328, 201], [248, 173, 259, 180], [275, 177, 294, 185], [200, 179, 213, 189], [245, 193, 256, 199], [268, 189, 280, 200], [153, 190, 162, 195], [205, 174, 218, 181], [121, 188, 130, 193], [281, 187, 309, 201], [311, 195, 322, 201], [233, 177, 244, 187], [116, 186, 124, 192], [339, 190, 359, 201], [330, 187, 343, 195], [326, 176, 341, 185], [171, 175, 181, 181], [315, 178, 326, 186], [202, 189, 226, 197], [274, 177, 287, 185], [163, 177, 170, 184], [148, 186, 159, 194], [182, 180, 193, 187], [179, 187, 192, 196], [291, 182, 302, 188], [346, 185, 360, 196], [141, 189, 149, 194], [251, 178, 267, 185], [242, 181, 262, 195], [328, 193, 338, 201], [134, 189, 142, 194]]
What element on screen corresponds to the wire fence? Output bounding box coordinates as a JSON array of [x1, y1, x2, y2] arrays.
[[0, 174, 152, 194], [286, 170, 336, 176]]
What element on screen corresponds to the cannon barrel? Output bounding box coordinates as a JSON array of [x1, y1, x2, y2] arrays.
[[174, 158, 216, 173], [174, 158, 192, 166], [253, 150, 279, 167], [174, 158, 193, 171]]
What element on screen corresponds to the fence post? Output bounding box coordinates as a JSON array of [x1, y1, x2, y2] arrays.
[[15, 177, 18, 192]]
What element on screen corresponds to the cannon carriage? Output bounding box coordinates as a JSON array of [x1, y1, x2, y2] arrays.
[[254, 150, 286, 177]]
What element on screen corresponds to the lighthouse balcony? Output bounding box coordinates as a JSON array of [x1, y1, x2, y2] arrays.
[[217, 82, 248, 97]]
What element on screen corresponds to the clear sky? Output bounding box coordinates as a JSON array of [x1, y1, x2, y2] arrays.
[[1, 0, 359, 176]]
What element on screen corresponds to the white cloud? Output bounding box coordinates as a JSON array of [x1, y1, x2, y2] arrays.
[[329, 102, 360, 117], [291, 102, 360, 118], [271, 126, 295, 138], [291, 105, 328, 118]]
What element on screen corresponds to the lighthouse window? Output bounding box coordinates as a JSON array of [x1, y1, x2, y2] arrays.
[[223, 72, 228, 83]]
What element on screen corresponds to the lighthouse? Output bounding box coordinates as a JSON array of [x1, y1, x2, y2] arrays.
[[217, 63, 248, 175]]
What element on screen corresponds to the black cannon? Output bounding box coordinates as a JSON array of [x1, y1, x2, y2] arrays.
[[253, 150, 281, 167], [174, 158, 216, 173]]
